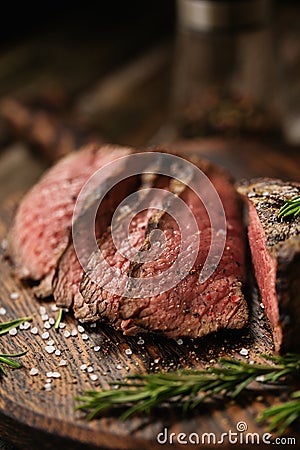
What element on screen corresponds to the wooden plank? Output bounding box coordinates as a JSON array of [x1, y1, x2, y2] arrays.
[[0, 139, 299, 449]]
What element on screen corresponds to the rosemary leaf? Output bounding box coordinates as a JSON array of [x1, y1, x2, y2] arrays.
[[0, 351, 27, 376], [76, 353, 300, 434], [278, 195, 300, 219], [0, 317, 32, 335], [257, 391, 300, 434], [54, 308, 63, 330]]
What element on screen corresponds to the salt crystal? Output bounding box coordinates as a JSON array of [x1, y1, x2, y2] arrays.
[[44, 383, 52, 391], [80, 364, 87, 371], [116, 364, 122, 370], [64, 330, 71, 338], [41, 314, 49, 322], [90, 374, 98, 381], [59, 323, 66, 329], [55, 349, 61, 356], [239, 348, 249, 356], [59, 359, 67, 366], [10, 292, 19, 300], [87, 366, 94, 373], [47, 339, 54, 346], [52, 372, 61, 378], [71, 329, 78, 336], [125, 349, 132, 355], [93, 346, 100, 352], [44, 322, 51, 329], [154, 358, 160, 364], [29, 368, 39, 376], [49, 318, 55, 325], [45, 345, 55, 354], [90, 323, 97, 328], [40, 306, 47, 315], [31, 327, 38, 335], [23, 321, 31, 330], [137, 339, 144, 345], [46, 379, 52, 383], [177, 339, 183, 345], [9, 328, 17, 336], [51, 305, 59, 312], [46, 372, 54, 378], [41, 332, 50, 340], [82, 333, 89, 340], [77, 325, 85, 333], [256, 375, 265, 383], [260, 302, 265, 309], [0, 307, 6, 315]]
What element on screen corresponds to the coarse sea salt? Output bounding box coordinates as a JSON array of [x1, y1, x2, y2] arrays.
[[80, 364, 87, 371], [41, 332, 50, 340], [47, 339, 54, 346], [71, 329, 78, 336], [239, 348, 249, 356], [64, 330, 71, 338], [41, 314, 49, 322], [77, 325, 85, 333], [89, 374, 98, 381], [30, 327, 38, 335], [9, 328, 17, 336], [59, 323, 66, 329], [29, 368, 39, 376], [45, 345, 55, 354], [10, 292, 19, 300], [87, 366, 94, 373], [125, 349, 132, 355], [51, 305, 59, 312], [55, 349, 61, 356], [94, 346, 100, 352], [59, 359, 67, 366], [49, 318, 55, 325], [82, 334, 89, 341], [0, 307, 6, 315], [40, 306, 47, 315]]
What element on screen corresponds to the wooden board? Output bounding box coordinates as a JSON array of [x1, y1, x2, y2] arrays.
[[0, 140, 299, 450]]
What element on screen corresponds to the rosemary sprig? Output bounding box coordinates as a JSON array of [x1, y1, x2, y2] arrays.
[[76, 354, 300, 424], [0, 316, 32, 335], [0, 351, 27, 376], [54, 308, 64, 330], [278, 195, 300, 219]]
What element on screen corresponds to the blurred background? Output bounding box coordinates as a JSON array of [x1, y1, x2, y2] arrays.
[[0, 0, 299, 204]]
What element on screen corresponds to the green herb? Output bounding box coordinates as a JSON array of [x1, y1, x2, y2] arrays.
[[54, 308, 64, 330], [0, 317, 31, 376], [258, 390, 300, 435], [0, 351, 27, 376], [278, 195, 300, 219], [76, 353, 300, 430], [0, 316, 32, 336]]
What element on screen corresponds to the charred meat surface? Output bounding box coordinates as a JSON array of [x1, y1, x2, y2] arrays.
[[237, 178, 300, 352], [77, 152, 248, 339], [8, 144, 133, 295]]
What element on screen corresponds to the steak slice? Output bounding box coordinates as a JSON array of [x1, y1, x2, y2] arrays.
[[77, 152, 248, 339], [8, 144, 133, 296], [237, 178, 300, 352]]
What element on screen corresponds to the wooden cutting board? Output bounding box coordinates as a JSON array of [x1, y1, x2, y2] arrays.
[[0, 139, 299, 450]]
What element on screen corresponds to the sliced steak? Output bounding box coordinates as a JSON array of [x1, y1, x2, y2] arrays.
[[237, 178, 300, 352], [8, 144, 134, 296], [77, 153, 247, 339]]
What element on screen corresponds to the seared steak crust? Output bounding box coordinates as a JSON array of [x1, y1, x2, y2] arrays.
[[237, 178, 300, 352]]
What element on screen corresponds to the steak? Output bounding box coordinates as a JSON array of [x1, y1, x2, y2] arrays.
[[76, 152, 248, 339], [237, 178, 300, 352], [8, 144, 134, 296]]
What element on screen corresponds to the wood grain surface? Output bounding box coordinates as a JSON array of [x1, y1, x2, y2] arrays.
[[0, 139, 299, 450]]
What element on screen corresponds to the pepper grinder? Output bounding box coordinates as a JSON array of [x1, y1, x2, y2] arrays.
[[171, 0, 280, 139]]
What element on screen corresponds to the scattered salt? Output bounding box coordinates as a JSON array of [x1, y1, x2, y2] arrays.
[[177, 339, 183, 345], [90, 323, 97, 328], [64, 330, 71, 338], [239, 348, 249, 356], [93, 346, 100, 352], [116, 364, 122, 370], [44, 383, 52, 391], [71, 329, 78, 336], [80, 364, 87, 371], [0, 307, 6, 315], [44, 322, 51, 330], [260, 302, 265, 309], [125, 349, 132, 355], [9, 328, 17, 336], [31, 327, 38, 335], [59, 323, 66, 329], [87, 366, 94, 373], [40, 306, 47, 315], [55, 349, 61, 356], [82, 333, 89, 341], [256, 375, 266, 383], [154, 358, 160, 364], [49, 318, 55, 325], [59, 359, 67, 367], [23, 321, 31, 330], [29, 368, 39, 376], [47, 339, 54, 346], [45, 345, 55, 354], [52, 372, 61, 378], [10, 292, 19, 300], [41, 314, 49, 322], [137, 339, 144, 345], [41, 332, 50, 340], [77, 325, 85, 333], [90, 374, 98, 381], [51, 305, 59, 312]]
